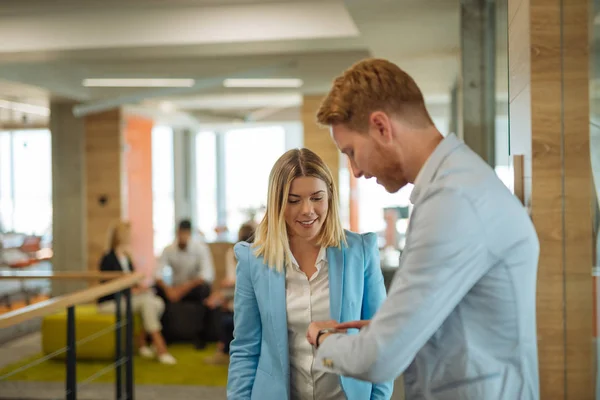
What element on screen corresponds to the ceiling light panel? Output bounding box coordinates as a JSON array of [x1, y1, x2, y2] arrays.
[[82, 78, 195, 87]]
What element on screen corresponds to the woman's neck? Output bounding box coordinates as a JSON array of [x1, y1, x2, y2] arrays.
[[114, 245, 127, 257], [289, 236, 320, 257]]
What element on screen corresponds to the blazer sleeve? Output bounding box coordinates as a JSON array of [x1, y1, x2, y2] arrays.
[[227, 242, 261, 400], [361, 232, 394, 400]]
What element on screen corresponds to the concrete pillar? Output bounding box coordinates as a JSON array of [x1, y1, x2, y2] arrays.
[[448, 80, 459, 137], [301, 95, 340, 191], [50, 101, 87, 294], [460, 0, 496, 166], [509, 0, 593, 397]]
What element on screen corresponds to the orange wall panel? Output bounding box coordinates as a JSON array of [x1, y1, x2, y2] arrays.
[[124, 117, 154, 278]]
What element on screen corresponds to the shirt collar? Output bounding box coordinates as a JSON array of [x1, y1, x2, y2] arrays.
[[409, 133, 463, 205], [290, 247, 327, 271]]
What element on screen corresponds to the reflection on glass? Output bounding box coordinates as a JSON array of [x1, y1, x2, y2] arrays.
[[589, 0, 600, 395], [495, 0, 510, 189]]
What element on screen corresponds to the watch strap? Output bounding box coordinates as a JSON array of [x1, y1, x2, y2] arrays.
[[316, 327, 337, 348]]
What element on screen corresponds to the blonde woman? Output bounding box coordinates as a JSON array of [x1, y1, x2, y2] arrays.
[[227, 149, 393, 400], [97, 221, 176, 365]]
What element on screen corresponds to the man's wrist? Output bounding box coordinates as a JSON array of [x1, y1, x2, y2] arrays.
[[316, 328, 337, 348]]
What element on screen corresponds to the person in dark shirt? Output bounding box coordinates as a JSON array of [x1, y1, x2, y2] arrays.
[[98, 221, 176, 365]]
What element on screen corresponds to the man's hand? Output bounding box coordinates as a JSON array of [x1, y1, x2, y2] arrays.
[[165, 286, 183, 302], [335, 320, 371, 330], [131, 286, 148, 295], [203, 292, 224, 310], [306, 320, 343, 347]]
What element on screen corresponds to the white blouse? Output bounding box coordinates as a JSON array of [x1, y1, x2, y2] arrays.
[[286, 247, 346, 400]]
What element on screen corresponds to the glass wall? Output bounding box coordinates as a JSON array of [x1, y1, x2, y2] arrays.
[[224, 126, 286, 235], [151, 125, 175, 254], [0, 129, 52, 236], [195, 131, 218, 241], [194, 124, 300, 242]]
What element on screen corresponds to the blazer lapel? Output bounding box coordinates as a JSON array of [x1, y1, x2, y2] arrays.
[[327, 246, 345, 322], [267, 265, 288, 371]]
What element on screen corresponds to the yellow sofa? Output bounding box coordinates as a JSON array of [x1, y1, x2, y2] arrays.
[[41, 304, 141, 361]]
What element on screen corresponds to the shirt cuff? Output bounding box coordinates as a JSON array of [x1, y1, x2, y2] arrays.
[[314, 333, 347, 374]]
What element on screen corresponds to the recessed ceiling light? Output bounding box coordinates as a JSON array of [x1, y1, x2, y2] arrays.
[[82, 79, 196, 88], [0, 99, 50, 116], [223, 78, 303, 88]]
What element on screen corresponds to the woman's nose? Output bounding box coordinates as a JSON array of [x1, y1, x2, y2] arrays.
[[301, 200, 314, 215]]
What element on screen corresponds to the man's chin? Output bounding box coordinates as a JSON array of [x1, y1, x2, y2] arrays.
[[382, 180, 406, 194]]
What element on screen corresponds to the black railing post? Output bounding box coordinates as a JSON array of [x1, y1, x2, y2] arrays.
[[124, 287, 134, 399], [66, 305, 76, 400], [114, 290, 122, 400]]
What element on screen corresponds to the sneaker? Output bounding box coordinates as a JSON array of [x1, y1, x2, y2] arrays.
[[204, 351, 230, 365], [158, 353, 177, 365], [139, 346, 155, 359]]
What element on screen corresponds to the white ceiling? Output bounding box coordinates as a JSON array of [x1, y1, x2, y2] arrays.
[[0, 0, 464, 128]]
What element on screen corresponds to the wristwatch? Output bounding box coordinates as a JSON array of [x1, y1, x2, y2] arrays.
[[316, 328, 338, 348]]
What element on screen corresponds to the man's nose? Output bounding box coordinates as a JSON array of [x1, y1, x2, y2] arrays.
[[350, 164, 363, 179]]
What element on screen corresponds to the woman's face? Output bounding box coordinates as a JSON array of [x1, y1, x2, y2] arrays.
[[284, 176, 329, 244], [119, 226, 132, 247]]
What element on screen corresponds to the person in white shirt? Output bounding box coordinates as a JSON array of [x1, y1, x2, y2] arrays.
[[227, 148, 393, 400], [98, 221, 176, 364], [155, 219, 215, 349], [306, 58, 540, 399]]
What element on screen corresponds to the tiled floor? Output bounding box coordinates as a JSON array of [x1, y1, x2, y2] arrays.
[[0, 333, 404, 400]]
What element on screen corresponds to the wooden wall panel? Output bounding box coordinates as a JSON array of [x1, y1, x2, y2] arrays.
[[562, 0, 594, 396], [85, 109, 124, 272], [529, 1, 565, 395], [509, 0, 593, 397], [302, 95, 340, 192]]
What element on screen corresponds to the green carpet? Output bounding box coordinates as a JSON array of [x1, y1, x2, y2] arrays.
[[0, 344, 228, 387]]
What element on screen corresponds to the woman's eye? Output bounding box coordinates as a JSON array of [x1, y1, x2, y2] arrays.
[[312, 197, 323, 202], [288, 199, 300, 204]]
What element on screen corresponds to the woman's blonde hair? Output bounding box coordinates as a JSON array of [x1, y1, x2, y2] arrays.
[[253, 148, 346, 272], [107, 221, 131, 252]]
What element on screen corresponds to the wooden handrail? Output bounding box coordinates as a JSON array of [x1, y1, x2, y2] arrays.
[[0, 273, 144, 329], [0, 271, 128, 280]]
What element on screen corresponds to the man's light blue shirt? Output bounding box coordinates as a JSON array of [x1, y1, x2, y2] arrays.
[[315, 134, 540, 399]]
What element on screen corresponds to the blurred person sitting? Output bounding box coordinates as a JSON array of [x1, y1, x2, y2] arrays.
[[204, 220, 257, 365], [97, 221, 176, 365], [155, 219, 215, 349]]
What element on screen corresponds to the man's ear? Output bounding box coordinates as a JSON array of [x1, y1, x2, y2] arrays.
[[369, 111, 394, 144]]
